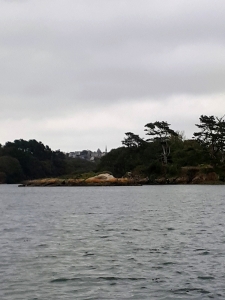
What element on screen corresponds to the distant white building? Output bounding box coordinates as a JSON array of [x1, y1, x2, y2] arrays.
[[68, 151, 81, 158], [68, 147, 107, 161]]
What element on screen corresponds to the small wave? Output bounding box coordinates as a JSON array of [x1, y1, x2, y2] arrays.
[[3, 227, 18, 232], [198, 251, 210, 255], [149, 248, 160, 253], [50, 276, 146, 283], [98, 276, 146, 281], [43, 255, 57, 258], [38, 243, 48, 247], [172, 287, 210, 295], [83, 252, 94, 256], [51, 277, 82, 283], [133, 247, 145, 251], [198, 276, 215, 280], [167, 227, 175, 231], [193, 248, 206, 251]]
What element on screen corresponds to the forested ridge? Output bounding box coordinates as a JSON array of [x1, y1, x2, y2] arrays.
[[1, 115, 225, 184], [97, 115, 225, 183], [0, 139, 96, 183]]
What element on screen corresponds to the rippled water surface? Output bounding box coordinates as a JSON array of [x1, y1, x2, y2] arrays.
[[1, 184, 225, 299]]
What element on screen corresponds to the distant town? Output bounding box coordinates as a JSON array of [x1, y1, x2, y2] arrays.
[[68, 147, 107, 161]]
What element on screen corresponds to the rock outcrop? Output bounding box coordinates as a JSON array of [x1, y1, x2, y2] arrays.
[[154, 166, 221, 184], [22, 173, 148, 187], [19, 167, 223, 187]]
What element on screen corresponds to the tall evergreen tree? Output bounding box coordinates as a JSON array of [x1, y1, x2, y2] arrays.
[[145, 121, 178, 164], [193, 115, 225, 163], [122, 132, 146, 148]]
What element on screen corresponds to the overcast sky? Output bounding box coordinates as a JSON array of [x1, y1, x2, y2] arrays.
[[0, 0, 225, 152]]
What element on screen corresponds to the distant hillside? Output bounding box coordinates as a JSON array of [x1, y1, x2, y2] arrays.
[[1, 115, 225, 184], [0, 139, 97, 183]]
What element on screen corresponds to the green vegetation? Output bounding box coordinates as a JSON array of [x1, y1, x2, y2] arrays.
[[1, 115, 225, 184], [97, 115, 225, 183], [0, 139, 96, 183]]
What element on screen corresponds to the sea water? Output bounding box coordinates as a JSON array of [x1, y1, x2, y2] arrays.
[[0, 184, 225, 299]]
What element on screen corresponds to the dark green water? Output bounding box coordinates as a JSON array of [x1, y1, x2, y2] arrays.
[[1, 185, 225, 299]]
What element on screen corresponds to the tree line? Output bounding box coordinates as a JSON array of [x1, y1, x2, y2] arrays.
[[1, 115, 225, 183], [0, 139, 96, 183], [97, 115, 225, 180]]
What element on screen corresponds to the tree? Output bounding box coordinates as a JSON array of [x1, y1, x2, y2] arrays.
[[216, 117, 225, 162], [122, 132, 146, 148], [193, 115, 225, 163], [144, 121, 178, 164], [1, 139, 68, 179], [0, 156, 24, 183]]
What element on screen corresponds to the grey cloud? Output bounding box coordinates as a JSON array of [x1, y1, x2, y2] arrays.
[[0, 0, 225, 149], [1, 1, 225, 100]]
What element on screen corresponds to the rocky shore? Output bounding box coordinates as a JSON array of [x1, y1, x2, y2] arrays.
[[155, 166, 222, 184], [21, 173, 149, 187], [19, 166, 224, 187]]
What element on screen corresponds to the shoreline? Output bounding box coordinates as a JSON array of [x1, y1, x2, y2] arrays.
[[18, 178, 224, 187]]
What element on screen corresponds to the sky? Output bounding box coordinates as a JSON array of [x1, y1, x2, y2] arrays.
[[0, 0, 225, 152]]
